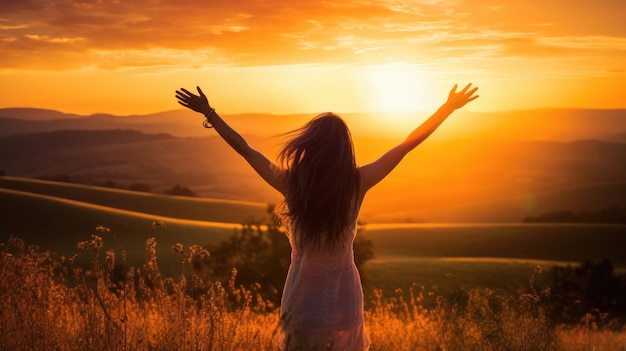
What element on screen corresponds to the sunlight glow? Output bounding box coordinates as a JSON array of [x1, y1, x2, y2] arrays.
[[363, 66, 441, 129], [367, 73, 416, 112]]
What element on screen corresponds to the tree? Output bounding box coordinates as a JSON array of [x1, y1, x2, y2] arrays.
[[163, 184, 196, 197], [523, 206, 626, 224]]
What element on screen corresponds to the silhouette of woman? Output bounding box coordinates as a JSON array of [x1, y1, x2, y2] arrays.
[[175, 83, 478, 351]]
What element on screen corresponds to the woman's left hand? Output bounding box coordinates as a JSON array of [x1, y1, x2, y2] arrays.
[[175, 86, 212, 115]]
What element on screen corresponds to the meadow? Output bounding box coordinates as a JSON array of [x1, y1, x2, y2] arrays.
[[1, 176, 626, 349], [2, 231, 624, 350]]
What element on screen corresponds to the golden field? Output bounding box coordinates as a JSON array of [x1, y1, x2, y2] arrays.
[[1, 232, 624, 351]]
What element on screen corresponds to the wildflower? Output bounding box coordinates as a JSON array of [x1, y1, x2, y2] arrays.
[[152, 221, 167, 229], [91, 235, 104, 249], [95, 225, 111, 235], [77, 241, 89, 251], [146, 237, 157, 253], [528, 274, 535, 290], [106, 250, 115, 272], [172, 243, 184, 254], [145, 237, 158, 268]]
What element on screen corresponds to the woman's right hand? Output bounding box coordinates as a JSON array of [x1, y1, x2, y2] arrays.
[[175, 86, 212, 115], [445, 83, 479, 111]]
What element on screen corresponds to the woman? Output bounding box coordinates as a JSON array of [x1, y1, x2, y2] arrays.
[[175, 83, 479, 350]]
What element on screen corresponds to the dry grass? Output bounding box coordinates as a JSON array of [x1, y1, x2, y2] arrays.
[[1, 231, 624, 351]]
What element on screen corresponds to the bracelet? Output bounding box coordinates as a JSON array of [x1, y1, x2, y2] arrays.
[[203, 108, 216, 128]]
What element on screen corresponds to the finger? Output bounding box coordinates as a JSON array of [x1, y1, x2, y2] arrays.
[[180, 88, 196, 97], [197, 86, 205, 97], [467, 87, 478, 96], [460, 83, 471, 94], [449, 84, 458, 98], [175, 96, 190, 105], [467, 95, 479, 102]]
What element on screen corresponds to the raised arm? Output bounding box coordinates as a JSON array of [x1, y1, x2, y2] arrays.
[[175, 86, 286, 195], [359, 83, 479, 193]]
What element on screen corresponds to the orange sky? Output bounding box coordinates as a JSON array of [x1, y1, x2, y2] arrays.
[[0, 0, 625, 116]]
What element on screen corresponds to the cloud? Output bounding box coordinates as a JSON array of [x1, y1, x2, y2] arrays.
[[0, 0, 624, 72]]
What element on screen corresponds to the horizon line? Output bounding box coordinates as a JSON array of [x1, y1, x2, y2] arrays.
[[1, 106, 625, 118]]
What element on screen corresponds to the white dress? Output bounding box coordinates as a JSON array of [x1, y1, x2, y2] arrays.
[[278, 215, 370, 351]]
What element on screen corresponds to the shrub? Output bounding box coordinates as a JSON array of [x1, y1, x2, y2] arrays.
[[163, 184, 196, 197]]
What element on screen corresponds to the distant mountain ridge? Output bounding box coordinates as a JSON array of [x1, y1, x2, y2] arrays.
[[1, 127, 625, 222], [0, 108, 312, 138], [0, 129, 174, 150], [0, 108, 83, 121], [1, 107, 625, 141]]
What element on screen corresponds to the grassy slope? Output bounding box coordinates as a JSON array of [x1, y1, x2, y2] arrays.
[[0, 177, 270, 271], [360, 223, 626, 294], [0, 176, 268, 222], [364, 223, 626, 264]]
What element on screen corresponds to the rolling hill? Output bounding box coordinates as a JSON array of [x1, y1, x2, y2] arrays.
[[0, 176, 268, 223], [0, 178, 271, 271], [0, 128, 280, 202], [1, 107, 625, 223]]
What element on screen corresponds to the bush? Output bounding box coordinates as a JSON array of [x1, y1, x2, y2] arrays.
[[163, 184, 196, 197], [549, 258, 626, 325]]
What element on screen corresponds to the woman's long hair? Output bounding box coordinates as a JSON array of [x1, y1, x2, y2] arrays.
[[278, 112, 360, 251]]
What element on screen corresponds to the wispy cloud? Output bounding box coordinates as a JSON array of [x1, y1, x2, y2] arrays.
[[0, 0, 624, 77]]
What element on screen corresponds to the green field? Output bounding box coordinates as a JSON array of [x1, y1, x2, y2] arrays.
[[361, 223, 626, 295], [2, 176, 625, 288], [0, 177, 269, 273], [0, 176, 268, 222]]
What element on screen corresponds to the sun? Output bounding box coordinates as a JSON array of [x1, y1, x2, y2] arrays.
[[363, 66, 440, 129], [366, 67, 440, 111]]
